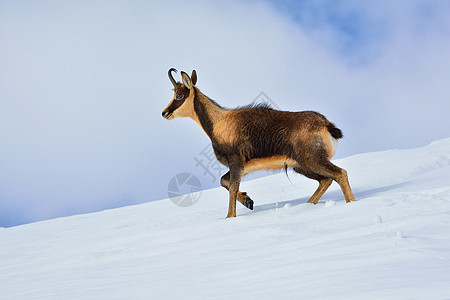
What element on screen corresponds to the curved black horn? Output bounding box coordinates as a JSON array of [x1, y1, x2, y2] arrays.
[[168, 68, 178, 87]]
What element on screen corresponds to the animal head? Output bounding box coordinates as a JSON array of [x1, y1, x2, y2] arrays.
[[162, 68, 197, 120]]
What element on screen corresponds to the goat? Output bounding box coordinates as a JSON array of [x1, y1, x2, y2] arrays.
[[162, 68, 355, 218]]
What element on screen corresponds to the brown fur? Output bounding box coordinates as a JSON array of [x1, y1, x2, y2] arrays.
[[162, 69, 355, 217]]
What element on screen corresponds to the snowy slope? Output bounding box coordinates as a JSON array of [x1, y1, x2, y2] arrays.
[[1, 139, 450, 299]]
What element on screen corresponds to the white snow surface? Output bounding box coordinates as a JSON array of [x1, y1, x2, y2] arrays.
[[2, 138, 450, 299]]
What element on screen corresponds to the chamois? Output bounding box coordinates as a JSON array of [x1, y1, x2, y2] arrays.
[[162, 68, 355, 218]]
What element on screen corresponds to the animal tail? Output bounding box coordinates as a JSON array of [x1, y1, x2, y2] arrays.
[[327, 123, 343, 140]]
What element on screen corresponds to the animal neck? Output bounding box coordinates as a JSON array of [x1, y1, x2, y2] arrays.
[[191, 87, 227, 139]]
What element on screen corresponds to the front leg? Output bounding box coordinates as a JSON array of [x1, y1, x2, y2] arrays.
[[221, 172, 254, 210], [227, 184, 238, 218], [226, 162, 244, 218]]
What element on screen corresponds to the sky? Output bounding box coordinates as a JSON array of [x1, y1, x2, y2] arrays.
[[1, 0, 449, 227]]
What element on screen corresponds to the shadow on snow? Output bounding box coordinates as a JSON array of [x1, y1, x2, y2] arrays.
[[244, 181, 411, 215]]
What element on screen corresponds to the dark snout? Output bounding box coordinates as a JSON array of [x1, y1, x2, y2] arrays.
[[162, 109, 172, 119]]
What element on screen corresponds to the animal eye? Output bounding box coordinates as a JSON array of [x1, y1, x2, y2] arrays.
[[176, 94, 184, 100]]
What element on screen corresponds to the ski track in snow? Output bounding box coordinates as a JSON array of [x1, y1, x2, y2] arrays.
[[1, 138, 450, 299]]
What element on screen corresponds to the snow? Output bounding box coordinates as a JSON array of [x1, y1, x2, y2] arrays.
[[1, 138, 450, 299]]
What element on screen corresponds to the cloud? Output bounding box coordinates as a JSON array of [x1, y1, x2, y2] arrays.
[[0, 0, 449, 227]]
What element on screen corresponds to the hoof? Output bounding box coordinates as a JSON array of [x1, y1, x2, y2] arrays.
[[244, 197, 254, 210]]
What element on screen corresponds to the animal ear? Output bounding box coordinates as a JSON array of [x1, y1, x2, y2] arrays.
[[181, 71, 192, 89], [191, 70, 197, 86]]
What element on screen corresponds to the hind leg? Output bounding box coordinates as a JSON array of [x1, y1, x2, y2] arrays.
[[220, 171, 254, 210], [294, 166, 333, 204], [307, 178, 333, 204], [305, 160, 355, 203], [334, 167, 355, 203]]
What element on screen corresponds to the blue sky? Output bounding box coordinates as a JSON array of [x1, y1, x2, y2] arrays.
[[1, 0, 449, 227]]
